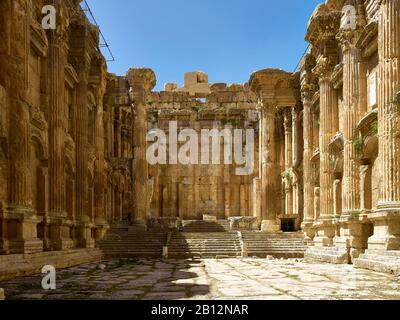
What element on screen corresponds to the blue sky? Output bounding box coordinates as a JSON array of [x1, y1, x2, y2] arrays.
[[84, 0, 322, 91]]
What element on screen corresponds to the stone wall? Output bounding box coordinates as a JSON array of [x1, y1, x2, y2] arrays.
[[0, 0, 121, 257], [301, 0, 400, 269]]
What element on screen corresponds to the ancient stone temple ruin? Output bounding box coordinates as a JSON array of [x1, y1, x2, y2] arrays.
[[0, 0, 400, 286]]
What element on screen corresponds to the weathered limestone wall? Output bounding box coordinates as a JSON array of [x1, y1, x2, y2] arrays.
[[0, 1, 116, 259], [302, 0, 400, 271], [146, 76, 260, 220]]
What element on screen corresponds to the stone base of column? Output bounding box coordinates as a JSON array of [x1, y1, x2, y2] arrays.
[[94, 218, 109, 240], [301, 220, 315, 245], [8, 239, 43, 254], [47, 215, 74, 251], [367, 210, 400, 250], [313, 219, 335, 247], [6, 208, 43, 254], [76, 217, 95, 248], [260, 219, 280, 233], [0, 240, 9, 255], [333, 215, 373, 262]]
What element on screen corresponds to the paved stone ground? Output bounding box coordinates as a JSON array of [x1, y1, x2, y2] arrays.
[[1, 258, 400, 300]]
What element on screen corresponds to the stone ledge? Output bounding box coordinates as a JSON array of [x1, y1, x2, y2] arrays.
[[0, 249, 103, 281], [304, 246, 349, 264], [354, 250, 400, 276]]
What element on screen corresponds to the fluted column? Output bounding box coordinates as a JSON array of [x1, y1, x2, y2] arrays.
[[313, 60, 338, 246], [284, 109, 293, 216], [368, 0, 400, 250], [340, 41, 362, 216], [7, 0, 42, 253], [301, 54, 317, 230], [47, 29, 75, 250], [302, 95, 315, 223], [260, 104, 280, 231], [75, 57, 94, 248], [94, 59, 108, 239], [319, 77, 337, 219], [127, 68, 156, 226], [377, 0, 400, 209]]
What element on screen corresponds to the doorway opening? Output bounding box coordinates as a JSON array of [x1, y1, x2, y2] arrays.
[[281, 219, 295, 232]]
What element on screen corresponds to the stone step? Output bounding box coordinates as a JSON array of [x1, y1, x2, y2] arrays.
[[354, 251, 400, 275]]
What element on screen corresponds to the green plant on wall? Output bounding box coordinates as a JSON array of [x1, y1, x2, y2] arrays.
[[371, 121, 378, 136], [353, 134, 364, 152], [192, 105, 201, 112], [390, 85, 400, 105]]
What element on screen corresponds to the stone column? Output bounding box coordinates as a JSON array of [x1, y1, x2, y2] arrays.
[[260, 104, 280, 232], [7, 0, 42, 254], [300, 54, 317, 240], [313, 60, 338, 246], [368, 0, 400, 250], [75, 56, 94, 248], [127, 68, 156, 227], [283, 109, 293, 216], [94, 58, 109, 239], [339, 33, 362, 217], [335, 19, 370, 259], [47, 29, 73, 250]]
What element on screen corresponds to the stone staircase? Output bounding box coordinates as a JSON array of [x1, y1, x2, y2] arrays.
[[97, 231, 167, 258], [97, 221, 307, 260], [242, 232, 306, 258], [168, 232, 242, 258], [354, 250, 400, 275], [182, 220, 230, 232]]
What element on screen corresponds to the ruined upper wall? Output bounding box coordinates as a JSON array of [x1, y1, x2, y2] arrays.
[[145, 71, 258, 112]]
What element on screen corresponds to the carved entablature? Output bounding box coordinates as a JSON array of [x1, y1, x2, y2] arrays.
[[126, 68, 157, 102], [249, 69, 299, 110], [306, 5, 341, 48], [336, 0, 367, 47]]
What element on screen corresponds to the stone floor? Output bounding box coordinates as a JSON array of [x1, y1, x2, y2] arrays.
[[1, 258, 400, 300]]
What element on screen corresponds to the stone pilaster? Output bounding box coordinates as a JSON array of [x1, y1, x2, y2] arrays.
[[127, 68, 156, 227], [75, 56, 94, 248], [7, 0, 42, 254], [46, 24, 74, 251], [368, 0, 400, 250], [94, 57, 109, 240]]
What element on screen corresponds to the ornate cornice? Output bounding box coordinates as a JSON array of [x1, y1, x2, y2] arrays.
[[306, 6, 341, 48]]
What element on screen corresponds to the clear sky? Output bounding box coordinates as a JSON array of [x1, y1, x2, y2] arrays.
[[84, 0, 322, 91]]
